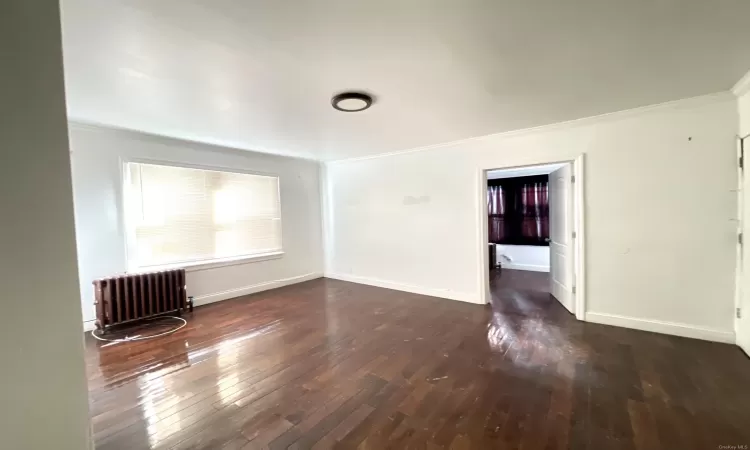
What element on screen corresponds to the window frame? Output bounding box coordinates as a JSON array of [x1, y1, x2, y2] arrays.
[[120, 157, 284, 273]]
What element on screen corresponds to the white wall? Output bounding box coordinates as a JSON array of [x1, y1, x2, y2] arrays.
[[740, 86, 750, 137], [69, 124, 324, 324], [324, 93, 738, 342], [494, 245, 550, 272], [0, 2, 91, 448]]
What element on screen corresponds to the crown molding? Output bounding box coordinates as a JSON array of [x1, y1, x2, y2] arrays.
[[326, 91, 733, 165], [67, 88, 737, 166], [733, 69, 750, 97], [67, 119, 319, 162]]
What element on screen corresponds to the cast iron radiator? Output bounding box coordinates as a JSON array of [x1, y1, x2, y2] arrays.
[[93, 269, 188, 331]]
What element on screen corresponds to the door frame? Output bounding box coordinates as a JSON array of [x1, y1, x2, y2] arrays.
[[476, 154, 587, 320], [736, 133, 748, 352]]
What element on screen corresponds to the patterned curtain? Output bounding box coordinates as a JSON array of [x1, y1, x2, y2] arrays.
[[520, 182, 549, 242], [487, 185, 505, 243], [487, 176, 549, 245]]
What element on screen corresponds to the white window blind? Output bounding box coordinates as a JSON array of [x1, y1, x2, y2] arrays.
[[124, 162, 282, 269]]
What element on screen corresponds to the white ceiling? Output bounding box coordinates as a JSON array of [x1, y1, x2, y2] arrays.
[[487, 163, 565, 180], [60, 0, 750, 161]]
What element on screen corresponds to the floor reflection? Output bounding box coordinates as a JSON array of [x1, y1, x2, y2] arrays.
[[84, 276, 750, 449], [486, 268, 588, 375]]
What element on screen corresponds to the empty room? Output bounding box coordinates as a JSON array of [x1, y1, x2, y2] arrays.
[[3, 1, 750, 449]]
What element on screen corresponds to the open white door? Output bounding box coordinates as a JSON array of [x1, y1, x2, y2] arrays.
[[549, 164, 575, 313], [738, 139, 750, 355]]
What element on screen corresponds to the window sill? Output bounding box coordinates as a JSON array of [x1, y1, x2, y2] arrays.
[[129, 251, 284, 274]]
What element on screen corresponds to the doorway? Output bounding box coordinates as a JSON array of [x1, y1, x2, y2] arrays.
[[477, 156, 586, 320]]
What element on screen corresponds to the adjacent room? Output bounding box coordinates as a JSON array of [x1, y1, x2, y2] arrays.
[[486, 163, 572, 320], [4, 1, 750, 449]]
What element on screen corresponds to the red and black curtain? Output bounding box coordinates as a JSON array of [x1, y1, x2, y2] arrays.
[[487, 175, 549, 246]]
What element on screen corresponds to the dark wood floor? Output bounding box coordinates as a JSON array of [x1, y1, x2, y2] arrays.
[[85, 270, 750, 449]]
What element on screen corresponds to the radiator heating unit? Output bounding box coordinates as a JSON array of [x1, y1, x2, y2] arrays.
[[93, 268, 190, 331]]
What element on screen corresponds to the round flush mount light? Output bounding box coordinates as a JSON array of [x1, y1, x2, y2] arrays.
[[331, 92, 373, 112]]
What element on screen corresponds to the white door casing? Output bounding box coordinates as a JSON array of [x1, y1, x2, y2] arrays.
[[549, 164, 575, 314], [738, 137, 750, 355]]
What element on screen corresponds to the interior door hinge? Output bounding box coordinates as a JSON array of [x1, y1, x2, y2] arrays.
[[571, 175, 576, 183], [741, 138, 745, 170], [737, 307, 742, 319], [572, 286, 577, 294], [572, 231, 577, 239], [740, 233, 744, 246]]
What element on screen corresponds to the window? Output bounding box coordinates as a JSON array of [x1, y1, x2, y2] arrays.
[[124, 162, 282, 270], [487, 175, 549, 246]]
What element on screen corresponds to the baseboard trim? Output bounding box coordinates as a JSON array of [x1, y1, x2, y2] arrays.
[[193, 273, 323, 307], [83, 320, 96, 332], [585, 312, 735, 344], [502, 263, 550, 273], [325, 273, 480, 304]]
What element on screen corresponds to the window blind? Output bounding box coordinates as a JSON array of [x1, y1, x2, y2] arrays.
[[124, 162, 282, 269]]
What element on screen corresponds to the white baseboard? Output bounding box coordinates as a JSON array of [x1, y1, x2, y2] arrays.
[[502, 263, 550, 273], [325, 272, 480, 304], [585, 312, 735, 344], [83, 320, 96, 332], [192, 273, 323, 307]]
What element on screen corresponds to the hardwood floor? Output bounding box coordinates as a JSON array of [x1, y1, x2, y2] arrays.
[[85, 271, 750, 449]]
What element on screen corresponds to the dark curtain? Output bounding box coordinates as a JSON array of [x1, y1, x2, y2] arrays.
[[520, 182, 549, 242], [487, 175, 549, 246], [487, 185, 505, 243]]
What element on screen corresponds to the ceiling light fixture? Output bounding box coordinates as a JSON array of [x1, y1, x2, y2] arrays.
[[331, 92, 373, 112]]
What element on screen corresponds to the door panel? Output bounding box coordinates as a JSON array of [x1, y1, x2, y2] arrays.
[[549, 164, 575, 313], [739, 141, 750, 355]]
